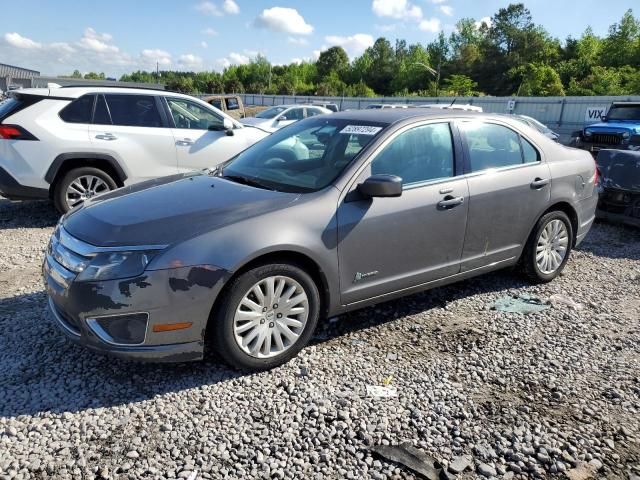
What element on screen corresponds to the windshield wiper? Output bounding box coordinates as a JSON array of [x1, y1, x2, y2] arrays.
[[222, 174, 275, 190]]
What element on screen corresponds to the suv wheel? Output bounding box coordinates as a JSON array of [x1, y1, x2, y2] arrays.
[[522, 211, 573, 283], [53, 167, 117, 213], [212, 263, 320, 370]]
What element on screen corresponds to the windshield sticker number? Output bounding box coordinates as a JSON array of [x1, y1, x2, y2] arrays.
[[340, 125, 382, 135]]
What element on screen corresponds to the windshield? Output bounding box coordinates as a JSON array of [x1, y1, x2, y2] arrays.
[[517, 115, 551, 133], [221, 118, 386, 193], [607, 105, 640, 121], [256, 106, 288, 119]]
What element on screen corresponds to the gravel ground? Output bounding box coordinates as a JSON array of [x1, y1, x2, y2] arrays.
[[0, 197, 639, 480]]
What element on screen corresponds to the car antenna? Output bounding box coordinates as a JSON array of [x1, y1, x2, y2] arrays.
[[449, 97, 457, 107]]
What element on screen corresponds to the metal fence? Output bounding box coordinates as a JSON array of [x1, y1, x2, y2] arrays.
[[238, 94, 640, 142]]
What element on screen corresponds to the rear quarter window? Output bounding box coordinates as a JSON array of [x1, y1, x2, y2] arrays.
[[59, 95, 95, 124]]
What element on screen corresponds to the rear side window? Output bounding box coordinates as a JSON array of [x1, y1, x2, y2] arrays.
[[461, 122, 524, 172], [225, 98, 239, 110], [0, 95, 43, 121], [93, 95, 111, 125], [104, 94, 162, 127], [59, 95, 95, 124]]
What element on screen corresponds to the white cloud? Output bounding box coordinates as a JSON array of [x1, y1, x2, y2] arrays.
[[196, 1, 222, 16], [372, 0, 422, 21], [229, 52, 250, 64], [254, 7, 314, 35], [223, 0, 239, 14], [200, 41, 208, 48], [419, 17, 441, 32], [140, 48, 172, 66], [475, 16, 492, 29], [288, 36, 308, 46], [312, 49, 322, 60], [77, 27, 119, 53], [201, 27, 218, 36], [430, 0, 447, 3], [439, 5, 453, 16], [178, 53, 203, 70], [4, 32, 42, 49], [324, 34, 375, 57]]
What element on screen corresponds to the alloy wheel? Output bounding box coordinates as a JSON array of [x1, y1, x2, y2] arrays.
[[536, 219, 569, 274], [66, 175, 111, 209], [233, 275, 309, 359]]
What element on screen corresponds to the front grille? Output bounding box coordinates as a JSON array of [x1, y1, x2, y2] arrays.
[[591, 133, 621, 145]]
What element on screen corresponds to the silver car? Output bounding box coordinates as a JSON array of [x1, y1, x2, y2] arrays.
[[241, 104, 331, 132], [44, 110, 598, 370]]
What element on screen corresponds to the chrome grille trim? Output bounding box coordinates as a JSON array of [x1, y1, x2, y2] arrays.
[[58, 226, 168, 255]]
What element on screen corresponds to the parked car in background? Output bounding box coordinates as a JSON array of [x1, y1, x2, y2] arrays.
[[595, 149, 640, 227], [309, 102, 339, 113], [0, 86, 268, 212], [202, 94, 245, 119], [418, 104, 483, 112], [366, 104, 411, 109], [511, 115, 560, 142], [571, 102, 640, 154], [241, 104, 331, 132], [44, 109, 598, 370]]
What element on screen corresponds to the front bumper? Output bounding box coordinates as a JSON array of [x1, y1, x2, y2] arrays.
[[43, 253, 230, 362]]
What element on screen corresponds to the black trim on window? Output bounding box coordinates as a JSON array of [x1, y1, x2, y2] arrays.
[[59, 94, 96, 124]]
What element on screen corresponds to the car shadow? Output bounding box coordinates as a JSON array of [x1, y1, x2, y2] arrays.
[[0, 268, 526, 419], [0, 198, 58, 230]]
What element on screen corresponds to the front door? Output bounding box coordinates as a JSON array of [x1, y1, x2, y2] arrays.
[[337, 122, 469, 305], [457, 121, 552, 271], [164, 97, 246, 171]]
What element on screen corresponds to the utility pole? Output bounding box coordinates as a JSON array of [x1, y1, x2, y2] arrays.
[[156, 61, 159, 80]]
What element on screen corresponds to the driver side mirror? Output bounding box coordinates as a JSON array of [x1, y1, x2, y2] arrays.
[[208, 118, 235, 136], [358, 174, 403, 198]]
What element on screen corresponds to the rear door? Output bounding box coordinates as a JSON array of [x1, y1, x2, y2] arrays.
[[337, 121, 469, 305], [458, 121, 551, 271], [164, 97, 250, 171], [89, 94, 178, 182]]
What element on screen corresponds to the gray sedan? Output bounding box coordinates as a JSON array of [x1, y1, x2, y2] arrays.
[[43, 110, 598, 370]]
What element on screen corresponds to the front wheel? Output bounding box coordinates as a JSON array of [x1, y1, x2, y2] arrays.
[[53, 166, 117, 213], [211, 263, 321, 370], [522, 211, 573, 283]]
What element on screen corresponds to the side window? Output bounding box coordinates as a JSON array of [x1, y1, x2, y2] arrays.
[[461, 122, 523, 172], [282, 108, 303, 121], [167, 98, 223, 130], [104, 94, 162, 127], [93, 95, 111, 125], [521, 136, 540, 163], [225, 98, 239, 110], [371, 123, 454, 185], [210, 99, 223, 110], [306, 108, 323, 118], [59, 95, 94, 124]]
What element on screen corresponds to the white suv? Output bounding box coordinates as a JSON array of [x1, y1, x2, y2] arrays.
[[0, 86, 268, 212]]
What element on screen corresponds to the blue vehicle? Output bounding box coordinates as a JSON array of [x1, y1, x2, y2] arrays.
[[572, 102, 640, 155]]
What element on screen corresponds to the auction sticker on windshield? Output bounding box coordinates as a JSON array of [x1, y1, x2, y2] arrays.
[[340, 125, 383, 135]]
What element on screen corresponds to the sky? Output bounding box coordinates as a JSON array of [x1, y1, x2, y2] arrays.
[[0, 0, 635, 77]]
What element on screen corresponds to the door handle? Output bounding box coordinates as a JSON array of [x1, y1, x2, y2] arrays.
[[530, 177, 549, 189], [437, 196, 464, 209], [176, 138, 194, 146], [95, 133, 117, 141]]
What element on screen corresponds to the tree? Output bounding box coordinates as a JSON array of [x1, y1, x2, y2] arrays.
[[84, 72, 106, 80], [316, 46, 349, 80], [515, 64, 565, 96], [600, 9, 640, 67], [362, 38, 396, 95], [442, 75, 478, 96]]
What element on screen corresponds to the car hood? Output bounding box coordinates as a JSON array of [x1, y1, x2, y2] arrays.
[[241, 117, 274, 128], [63, 173, 300, 247], [585, 121, 639, 133]]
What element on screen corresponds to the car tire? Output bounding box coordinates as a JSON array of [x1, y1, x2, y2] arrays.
[[211, 263, 321, 371], [53, 166, 117, 213], [522, 210, 573, 283]]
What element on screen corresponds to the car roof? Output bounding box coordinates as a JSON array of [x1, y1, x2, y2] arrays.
[[329, 108, 486, 124], [13, 86, 192, 100]]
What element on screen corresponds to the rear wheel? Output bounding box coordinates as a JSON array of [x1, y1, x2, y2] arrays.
[[211, 263, 320, 370], [53, 166, 117, 213], [522, 210, 573, 283]]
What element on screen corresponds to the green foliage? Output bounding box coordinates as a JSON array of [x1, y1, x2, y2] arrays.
[[113, 6, 639, 97]]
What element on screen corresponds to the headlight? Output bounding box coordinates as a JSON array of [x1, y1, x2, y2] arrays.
[[622, 131, 630, 139], [584, 130, 593, 137], [75, 251, 156, 282]]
